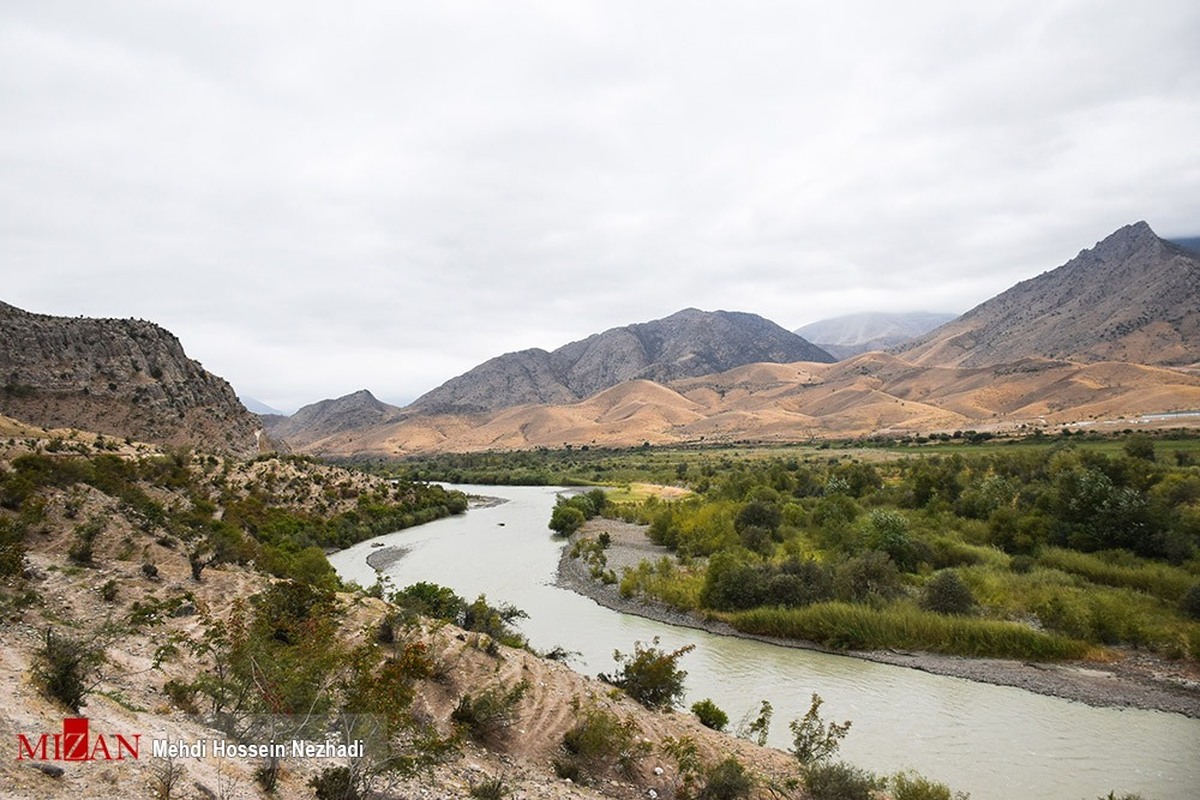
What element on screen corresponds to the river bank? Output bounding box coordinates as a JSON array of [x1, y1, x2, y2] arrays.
[[556, 517, 1200, 719]]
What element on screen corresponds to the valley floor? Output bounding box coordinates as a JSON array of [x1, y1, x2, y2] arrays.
[[557, 519, 1200, 720]]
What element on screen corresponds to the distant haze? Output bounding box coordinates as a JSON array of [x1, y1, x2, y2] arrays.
[[796, 311, 958, 359]]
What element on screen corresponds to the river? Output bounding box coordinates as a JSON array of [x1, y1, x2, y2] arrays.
[[328, 484, 1200, 800]]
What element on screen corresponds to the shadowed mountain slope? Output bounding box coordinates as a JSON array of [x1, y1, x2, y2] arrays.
[[408, 308, 834, 414], [898, 222, 1200, 368]]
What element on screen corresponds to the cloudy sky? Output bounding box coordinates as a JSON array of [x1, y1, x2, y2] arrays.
[[3, 1, 1198, 412]]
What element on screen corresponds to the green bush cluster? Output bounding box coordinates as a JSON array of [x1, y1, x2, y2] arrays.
[[556, 702, 649, 783], [391, 582, 529, 649], [549, 489, 608, 535], [600, 637, 694, 710], [598, 441, 1200, 660]]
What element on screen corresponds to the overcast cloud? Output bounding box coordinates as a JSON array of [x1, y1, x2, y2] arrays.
[[2, 1, 1198, 412]]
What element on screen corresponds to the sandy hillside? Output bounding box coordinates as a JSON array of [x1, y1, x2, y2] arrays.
[[0, 428, 811, 800]]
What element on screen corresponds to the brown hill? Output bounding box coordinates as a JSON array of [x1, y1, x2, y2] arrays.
[[408, 308, 834, 414], [898, 222, 1200, 368], [288, 352, 1200, 456], [0, 301, 263, 455]]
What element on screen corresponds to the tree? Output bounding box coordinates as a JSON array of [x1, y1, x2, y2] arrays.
[[602, 637, 694, 710]]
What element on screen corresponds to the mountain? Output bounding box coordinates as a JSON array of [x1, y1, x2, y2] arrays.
[[0, 301, 263, 455], [278, 353, 1200, 456], [795, 311, 957, 360], [240, 395, 284, 415], [408, 308, 835, 415], [1170, 236, 1200, 255], [263, 389, 402, 449], [898, 222, 1200, 368]]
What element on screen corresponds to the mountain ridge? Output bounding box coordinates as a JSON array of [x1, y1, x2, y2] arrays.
[[0, 300, 263, 455], [408, 308, 834, 415], [897, 221, 1200, 368]]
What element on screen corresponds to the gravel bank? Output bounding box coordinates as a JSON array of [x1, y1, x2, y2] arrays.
[[556, 518, 1200, 719]]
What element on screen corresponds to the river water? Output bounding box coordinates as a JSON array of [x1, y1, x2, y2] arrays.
[[328, 485, 1200, 800]]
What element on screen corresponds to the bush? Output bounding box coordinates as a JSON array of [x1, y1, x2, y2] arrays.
[[33, 628, 103, 712], [833, 551, 903, 603], [469, 776, 508, 799], [602, 637, 695, 710], [921, 570, 976, 615], [559, 703, 649, 781], [451, 680, 529, 742], [891, 770, 968, 800], [699, 756, 754, 800], [309, 766, 361, 800], [691, 698, 729, 731], [0, 517, 25, 577], [1180, 582, 1200, 621], [803, 761, 879, 800], [790, 693, 851, 765]]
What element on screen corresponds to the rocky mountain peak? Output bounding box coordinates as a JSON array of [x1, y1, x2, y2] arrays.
[[407, 308, 834, 415], [262, 388, 402, 448], [0, 301, 263, 454], [898, 222, 1200, 368]]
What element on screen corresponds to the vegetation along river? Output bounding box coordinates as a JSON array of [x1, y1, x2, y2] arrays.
[[328, 484, 1200, 800]]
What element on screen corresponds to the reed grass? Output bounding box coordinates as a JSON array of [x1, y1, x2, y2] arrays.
[[727, 602, 1089, 660], [1036, 547, 1196, 602]]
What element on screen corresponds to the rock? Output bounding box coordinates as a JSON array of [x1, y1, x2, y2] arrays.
[[0, 300, 263, 455]]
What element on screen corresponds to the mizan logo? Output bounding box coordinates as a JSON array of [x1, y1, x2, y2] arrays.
[[17, 718, 140, 762]]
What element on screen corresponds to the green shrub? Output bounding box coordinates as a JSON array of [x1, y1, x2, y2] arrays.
[[803, 761, 879, 800], [602, 637, 694, 710], [99, 579, 118, 602], [691, 697, 729, 731], [33, 628, 104, 712], [1180, 582, 1200, 621], [309, 766, 360, 800], [891, 770, 968, 800], [0, 517, 25, 577], [790, 693, 851, 765], [451, 680, 529, 742], [833, 551, 903, 603], [921, 570, 976, 615], [734, 700, 773, 746], [469, 776, 508, 799], [559, 703, 649, 781], [699, 756, 754, 800], [68, 518, 105, 566]]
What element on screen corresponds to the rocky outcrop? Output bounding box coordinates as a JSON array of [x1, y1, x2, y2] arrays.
[[0, 301, 263, 455], [409, 308, 835, 414], [897, 222, 1200, 368]]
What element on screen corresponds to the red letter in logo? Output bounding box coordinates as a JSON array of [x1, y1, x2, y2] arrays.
[[62, 718, 89, 761], [16, 734, 49, 761]]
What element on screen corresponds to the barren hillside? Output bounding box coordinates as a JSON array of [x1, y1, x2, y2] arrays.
[[0, 422, 810, 800]]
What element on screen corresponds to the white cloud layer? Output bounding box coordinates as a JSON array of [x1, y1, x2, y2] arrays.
[[3, 1, 1198, 411]]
